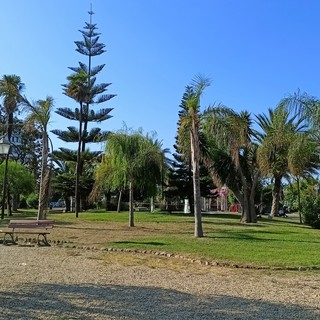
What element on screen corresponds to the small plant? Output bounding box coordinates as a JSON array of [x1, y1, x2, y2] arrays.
[[301, 195, 320, 229]]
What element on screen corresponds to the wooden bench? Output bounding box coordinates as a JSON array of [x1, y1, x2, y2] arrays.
[[0, 219, 54, 246], [135, 207, 149, 212]]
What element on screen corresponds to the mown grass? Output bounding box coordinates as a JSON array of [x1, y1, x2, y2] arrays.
[[1, 210, 319, 269]]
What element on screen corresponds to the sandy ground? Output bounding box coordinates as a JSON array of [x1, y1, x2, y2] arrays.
[[0, 244, 319, 320]]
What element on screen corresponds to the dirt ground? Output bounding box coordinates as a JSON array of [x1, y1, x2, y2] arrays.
[[1, 217, 320, 319]]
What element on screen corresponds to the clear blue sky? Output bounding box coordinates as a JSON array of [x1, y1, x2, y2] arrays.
[[1, 0, 320, 155]]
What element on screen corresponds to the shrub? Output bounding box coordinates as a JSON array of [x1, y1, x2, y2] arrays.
[[26, 193, 38, 209], [301, 195, 320, 229]]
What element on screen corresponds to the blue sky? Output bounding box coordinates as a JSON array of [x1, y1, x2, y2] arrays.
[[1, 0, 320, 155]]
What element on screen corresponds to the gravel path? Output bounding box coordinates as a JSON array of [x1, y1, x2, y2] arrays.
[[0, 246, 319, 320]]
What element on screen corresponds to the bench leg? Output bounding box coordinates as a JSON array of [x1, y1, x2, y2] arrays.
[[3, 233, 17, 245], [37, 234, 50, 246]]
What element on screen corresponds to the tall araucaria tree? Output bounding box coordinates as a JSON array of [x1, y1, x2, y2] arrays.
[[52, 9, 115, 217]]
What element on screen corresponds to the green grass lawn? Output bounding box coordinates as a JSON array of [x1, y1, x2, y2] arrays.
[[1, 210, 319, 269]]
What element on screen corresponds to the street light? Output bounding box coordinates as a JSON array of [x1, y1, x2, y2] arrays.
[[0, 137, 11, 219]]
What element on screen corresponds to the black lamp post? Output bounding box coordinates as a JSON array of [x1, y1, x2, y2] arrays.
[[0, 137, 11, 219]]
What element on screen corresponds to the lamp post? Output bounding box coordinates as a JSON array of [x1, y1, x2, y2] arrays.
[[0, 137, 11, 219]]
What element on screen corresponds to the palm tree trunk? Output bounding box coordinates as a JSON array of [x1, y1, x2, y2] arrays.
[[297, 177, 302, 224], [190, 124, 203, 237], [65, 196, 71, 212], [271, 176, 282, 216], [129, 182, 134, 227], [38, 131, 49, 219]]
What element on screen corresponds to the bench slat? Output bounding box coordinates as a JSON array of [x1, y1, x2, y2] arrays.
[[7, 231, 50, 234], [8, 220, 54, 229], [9, 224, 53, 229]]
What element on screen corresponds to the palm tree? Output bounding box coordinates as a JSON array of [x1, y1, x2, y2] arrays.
[[287, 133, 319, 223], [0, 75, 25, 218], [178, 75, 210, 237], [203, 107, 259, 223], [23, 96, 54, 219], [256, 105, 307, 216], [279, 90, 320, 132], [93, 128, 168, 227], [0, 75, 25, 141]]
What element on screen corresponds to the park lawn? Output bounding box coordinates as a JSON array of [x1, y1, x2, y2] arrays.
[[1, 210, 319, 269]]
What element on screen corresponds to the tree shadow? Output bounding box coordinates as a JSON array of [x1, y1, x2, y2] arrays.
[[0, 283, 318, 319], [114, 240, 166, 246]]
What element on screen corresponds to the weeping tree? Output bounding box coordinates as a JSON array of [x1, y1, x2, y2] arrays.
[[178, 75, 211, 237], [92, 128, 168, 227]]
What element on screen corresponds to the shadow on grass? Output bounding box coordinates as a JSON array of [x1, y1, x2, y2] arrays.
[[114, 240, 166, 246], [205, 232, 320, 244], [0, 283, 318, 320]]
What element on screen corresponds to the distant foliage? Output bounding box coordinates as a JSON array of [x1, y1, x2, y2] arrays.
[[26, 192, 38, 209], [301, 195, 320, 229]]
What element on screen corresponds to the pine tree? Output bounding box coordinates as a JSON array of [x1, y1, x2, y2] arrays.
[[52, 8, 115, 217]]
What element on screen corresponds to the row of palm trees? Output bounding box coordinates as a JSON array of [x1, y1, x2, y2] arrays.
[[1, 73, 320, 238], [178, 75, 320, 236]]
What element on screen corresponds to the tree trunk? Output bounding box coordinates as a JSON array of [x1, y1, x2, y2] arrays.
[[271, 176, 282, 216], [233, 185, 257, 223], [297, 177, 302, 224], [190, 122, 203, 237], [129, 182, 134, 227], [65, 196, 71, 212], [104, 192, 111, 211], [117, 189, 122, 213], [1, 151, 10, 220], [75, 102, 83, 218], [240, 192, 250, 223], [6, 187, 12, 217], [38, 131, 50, 220], [12, 194, 19, 212]]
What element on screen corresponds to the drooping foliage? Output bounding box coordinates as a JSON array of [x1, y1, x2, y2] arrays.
[[93, 127, 168, 226], [202, 106, 259, 223]]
